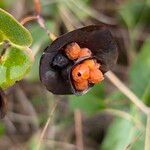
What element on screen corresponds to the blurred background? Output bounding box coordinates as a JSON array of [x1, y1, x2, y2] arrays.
[[0, 0, 150, 149]]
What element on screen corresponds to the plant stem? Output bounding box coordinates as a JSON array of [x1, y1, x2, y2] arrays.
[[20, 16, 37, 25], [105, 71, 150, 115]]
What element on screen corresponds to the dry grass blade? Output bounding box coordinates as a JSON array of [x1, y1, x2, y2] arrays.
[[37, 101, 58, 150], [105, 71, 150, 115], [104, 108, 144, 130], [105, 71, 150, 150], [74, 109, 84, 150], [145, 114, 150, 150], [124, 132, 144, 150]]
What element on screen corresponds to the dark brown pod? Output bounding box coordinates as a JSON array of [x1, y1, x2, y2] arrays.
[[40, 25, 118, 95], [0, 89, 7, 118]]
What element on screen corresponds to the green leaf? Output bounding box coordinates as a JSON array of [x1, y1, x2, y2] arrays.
[[0, 30, 4, 44], [0, 8, 32, 46], [130, 37, 150, 100], [0, 46, 33, 89], [69, 84, 105, 115], [101, 118, 144, 150]]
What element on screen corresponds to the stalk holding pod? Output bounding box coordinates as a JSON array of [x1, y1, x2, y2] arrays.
[[40, 25, 118, 95]]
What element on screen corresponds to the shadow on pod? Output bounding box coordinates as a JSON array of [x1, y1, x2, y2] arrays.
[[40, 25, 118, 95]]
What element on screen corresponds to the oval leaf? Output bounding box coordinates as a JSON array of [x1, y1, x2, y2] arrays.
[[0, 46, 33, 89], [0, 8, 32, 46]]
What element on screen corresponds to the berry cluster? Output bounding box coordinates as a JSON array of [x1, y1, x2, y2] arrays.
[[65, 42, 104, 91]]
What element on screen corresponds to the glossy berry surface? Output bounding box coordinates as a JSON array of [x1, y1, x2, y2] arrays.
[[88, 69, 104, 84], [74, 80, 88, 91], [65, 42, 81, 60], [83, 59, 99, 70], [72, 63, 90, 82]]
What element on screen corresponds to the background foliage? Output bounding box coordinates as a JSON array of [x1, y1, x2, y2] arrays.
[[0, 0, 150, 150]]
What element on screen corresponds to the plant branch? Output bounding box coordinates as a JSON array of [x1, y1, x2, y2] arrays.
[[20, 0, 57, 42], [20, 16, 37, 25]]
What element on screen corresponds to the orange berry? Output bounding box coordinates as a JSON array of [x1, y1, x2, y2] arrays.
[[65, 42, 81, 60], [88, 69, 104, 84], [79, 48, 92, 58], [72, 64, 90, 82], [83, 59, 96, 70], [74, 80, 88, 91], [83, 59, 101, 70]]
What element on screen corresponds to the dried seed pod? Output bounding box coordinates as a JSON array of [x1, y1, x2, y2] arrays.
[[0, 89, 7, 118], [40, 25, 118, 95]]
